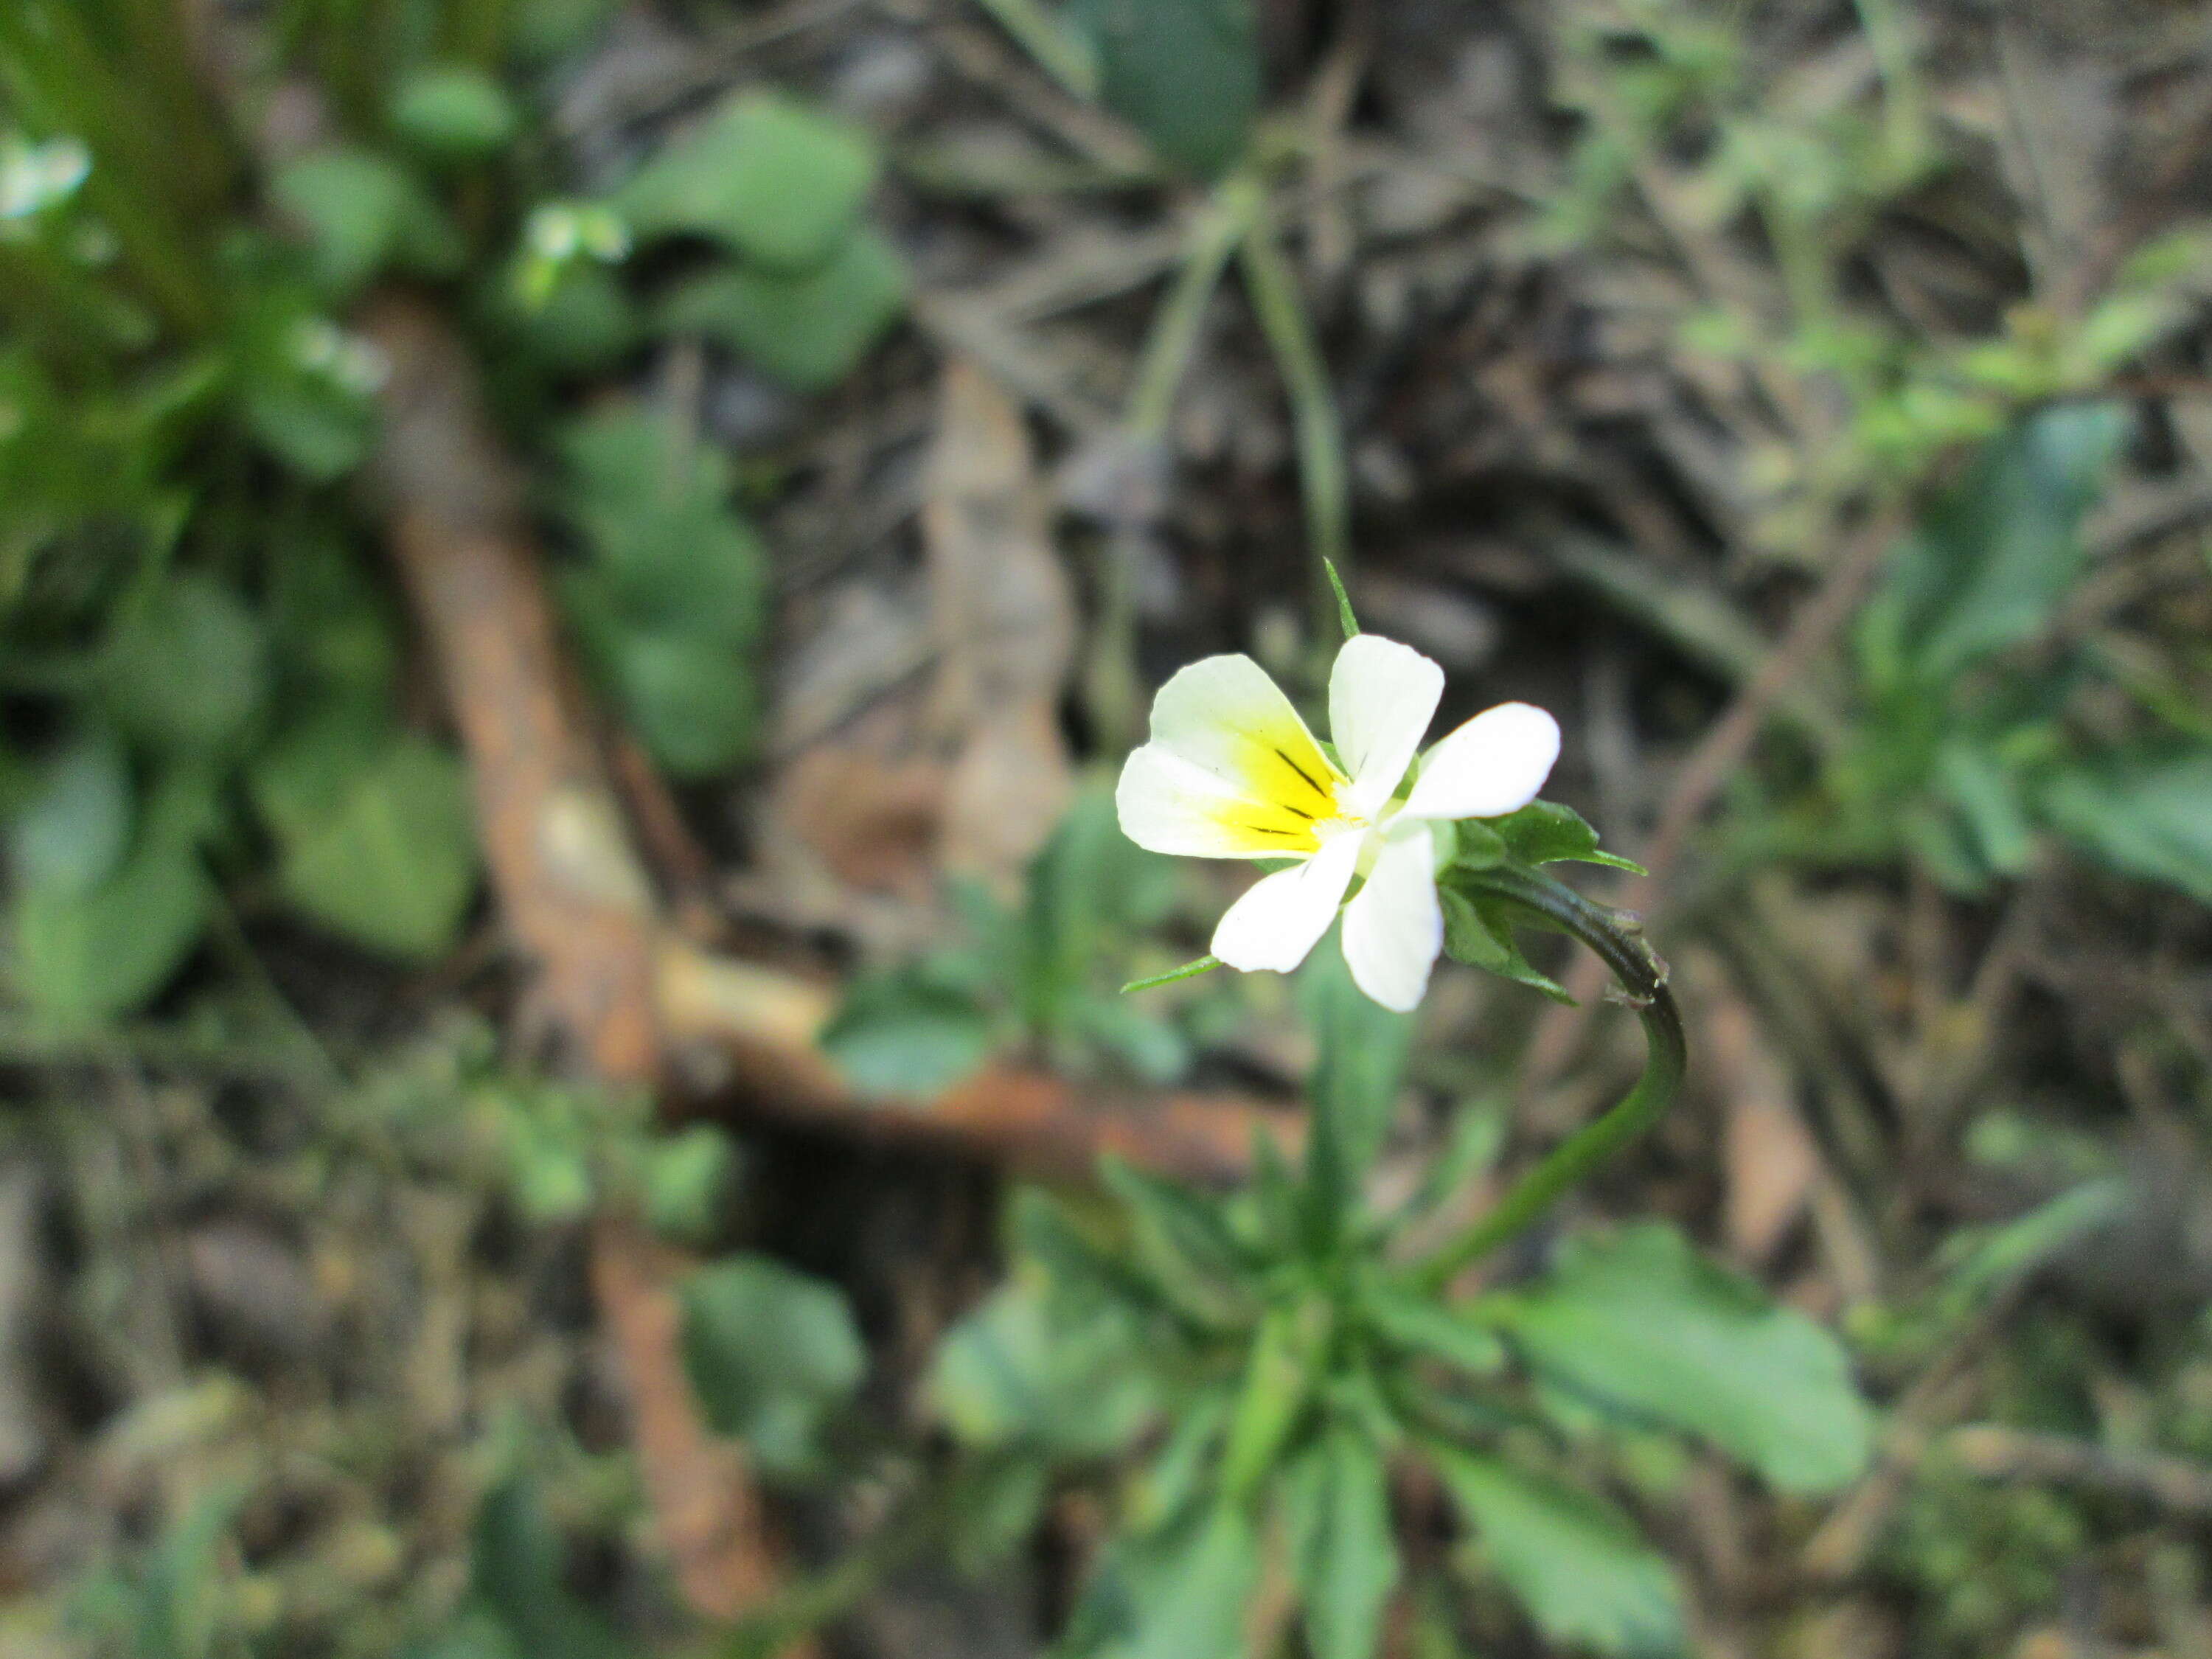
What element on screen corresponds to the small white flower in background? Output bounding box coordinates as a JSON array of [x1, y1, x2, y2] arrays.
[[1116, 635, 1559, 1012], [517, 201, 632, 308], [0, 135, 91, 227], [288, 317, 390, 397]]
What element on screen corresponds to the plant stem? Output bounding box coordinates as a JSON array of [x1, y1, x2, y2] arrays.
[[1409, 864, 1686, 1290], [1127, 174, 1263, 437], [1237, 200, 1349, 636]]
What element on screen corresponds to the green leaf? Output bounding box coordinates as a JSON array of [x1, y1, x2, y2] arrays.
[[643, 1125, 742, 1244], [1486, 1223, 1874, 1494], [930, 1276, 1160, 1458], [501, 261, 639, 375], [9, 731, 131, 897], [1436, 1450, 1685, 1658], [1280, 1426, 1399, 1659], [268, 537, 400, 703], [1438, 886, 1573, 1004], [554, 406, 767, 635], [1299, 938, 1413, 1237], [1071, 0, 1261, 177], [1072, 992, 1190, 1083], [1220, 1298, 1327, 1495], [658, 228, 908, 391], [105, 572, 268, 755], [1060, 1504, 1259, 1659], [679, 1255, 865, 1477], [617, 92, 877, 269], [1486, 800, 1644, 873], [1102, 1157, 1256, 1325], [270, 147, 461, 294], [2040, 749, 2212, 905], [1865, 402, 2128, 686], [13, 779, 209, 1021], [1358, 1281, 1506, 1376], [1021, 781, 1161, 1029], [262, 737, 481, 961], [472, 1469, 622, 1659], [821, 970, 994, 1095], [390, 66, 522, 160], [599, 627, 759, 778]]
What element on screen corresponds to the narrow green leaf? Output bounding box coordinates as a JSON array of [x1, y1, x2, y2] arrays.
[[1867, 401, 2128, 686], [1102, 1157, 1257, 1324], [1299, 940, 1414, 1239], [1220, 1299, 1326, 1496], [1280, 1427, 1400, 1659], [1438, 886, 1574, 1004], [2040, 749, 2212, 905]]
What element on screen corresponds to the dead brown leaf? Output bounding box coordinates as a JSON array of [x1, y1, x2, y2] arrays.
[[925, 357, 1077, 892], [1700, 978, 1821, 1265]]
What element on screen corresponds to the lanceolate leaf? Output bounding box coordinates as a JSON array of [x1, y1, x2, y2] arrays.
[[1436, 1450, 1686, 1658], [1863, 401, 2127, 687], [2039, 749, 2212, 905], [1298, 940, 1413, 1238], [1484, 1223, 1874, 1494], [1280, 1427, 1399, 1659]]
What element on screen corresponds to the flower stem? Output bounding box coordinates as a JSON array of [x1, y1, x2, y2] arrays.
[[1408, 864, 1686, 1291], [1237, 199, 1349, 637]]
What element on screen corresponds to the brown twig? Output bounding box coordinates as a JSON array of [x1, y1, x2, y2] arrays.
[[364, 295, 810, 1638]]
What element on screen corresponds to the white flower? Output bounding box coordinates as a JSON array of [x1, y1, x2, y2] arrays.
[[1116, 636, 1560, 1012]]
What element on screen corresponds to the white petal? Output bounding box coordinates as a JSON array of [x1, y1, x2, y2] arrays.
[[1211, 831, 1362, 974], [1329, 634, 1444, 817], [1144, 653, 1343, 818], [1401, 702, 1561, 821], [1340, 824, 1444, 1012], [1116, 743, 1319, 859]]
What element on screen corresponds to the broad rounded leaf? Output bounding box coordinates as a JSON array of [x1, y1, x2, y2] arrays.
[[617, 92, 877, 269], [679, 1255, 864, 1476], [658, 228, 908, 391], [105, 573, 268, 755], [266, 738, 481, 961]]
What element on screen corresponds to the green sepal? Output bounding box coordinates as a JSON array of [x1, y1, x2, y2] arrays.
[[1488, 799, 1646, 874], [1439, 884, 1576, 1004]]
